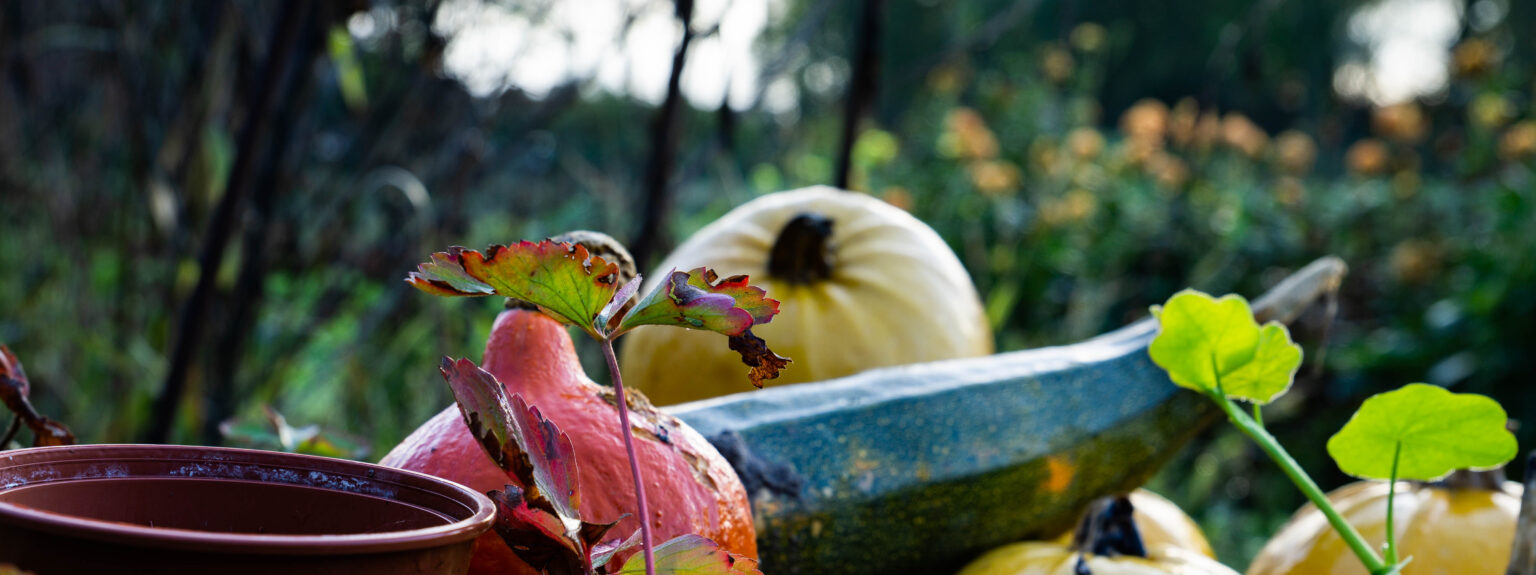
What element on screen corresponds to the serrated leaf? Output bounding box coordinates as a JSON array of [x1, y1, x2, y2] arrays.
[[511, 393, 583, 522], [618, 269, 764, 335], [0, 345, 75, 448], [440, 357, 581, 522], [617, 534, 763, 574], [597, 274, 644, 331], [617, 269, 789, 386], [727, 329, 791, 388], [591, 528, 644, 570], [409, 248, 495, 296], [489, 485, 585, 575], [1148, 290, 1302, 404], [409, 241, 622, 336], [1327, 383, 1516, 481]]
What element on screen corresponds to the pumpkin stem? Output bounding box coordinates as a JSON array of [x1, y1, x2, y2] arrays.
[[1434, 467, 1507, 491], [1071, 494, 1148, 560], [767, 213, 835, 284]]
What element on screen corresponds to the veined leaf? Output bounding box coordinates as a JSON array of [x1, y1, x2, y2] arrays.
[[618, 269, 790, 386], [618, 269, 777, 336], [1327, 383, 1516, 481], [617, 534, 762, 574], [1149, 290, 1302, 404], [409, 242, 622, 337], [439, 357, 581, 522], [489, 486, 585, 575]]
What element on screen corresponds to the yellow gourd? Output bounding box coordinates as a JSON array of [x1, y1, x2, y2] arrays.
[[1052, 490, 1215, 559], [961, 495, 1239, 575], [1246, 470, 1520, 575], [621, 186, 992, 405]]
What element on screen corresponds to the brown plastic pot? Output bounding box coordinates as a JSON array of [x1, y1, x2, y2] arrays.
[[0, 444, 495, 574]]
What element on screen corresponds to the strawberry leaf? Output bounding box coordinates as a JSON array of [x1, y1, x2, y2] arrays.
[[591, 529, 644, 570], [0, 345, 74, 448], [409, 241, 622, 337], [617, 269, 790, 386], [489, 485, 586, 575], [617, 269, 778, 336], [439, 357, 581, 522], [616, 534, 762, 574], [512, 393, 583, 522]]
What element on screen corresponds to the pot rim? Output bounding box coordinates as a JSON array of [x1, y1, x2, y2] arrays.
[[0, 444, 496, 555]]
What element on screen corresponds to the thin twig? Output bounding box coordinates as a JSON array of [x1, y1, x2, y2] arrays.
[[747, 0, 835, 113], [900, 0, 1046, 84], [834, 0, 884, 190], [144, 0, 312, 443], [631, 0, 696, 271], [202, 2, 332, 445]]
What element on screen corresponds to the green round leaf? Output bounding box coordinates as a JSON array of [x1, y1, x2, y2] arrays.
[[1327, 383, 1517, 481], [1148, 290, 1302, 404]]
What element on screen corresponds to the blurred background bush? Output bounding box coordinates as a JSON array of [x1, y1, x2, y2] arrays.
[[2, 0, 1534, 566]]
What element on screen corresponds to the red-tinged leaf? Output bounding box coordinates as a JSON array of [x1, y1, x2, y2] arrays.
[[439, 357, 582, 522], [597, 273, 643, 331], [440, 357, 521, 471], [616, 534, 763, 574], [0, 345, 74, 449], [1, 346, 28, 397], [407, 247, 496, 296], [489, 486, 585, 575], [408, 241, 621, 336], [728, 329, 791, 388], [592, 529, 644, 571], [510, 393, 582, 522], [682, 269, 779, 326], [617, 268, 781, 336]]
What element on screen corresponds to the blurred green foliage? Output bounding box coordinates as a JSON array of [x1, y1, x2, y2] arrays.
[[2, 0, 1535, 568]]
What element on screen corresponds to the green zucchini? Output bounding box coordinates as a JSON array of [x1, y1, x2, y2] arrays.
[[668, 257, 1346, 575]]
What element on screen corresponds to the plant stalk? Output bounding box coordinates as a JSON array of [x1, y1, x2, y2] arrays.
[[601, 340, 656, 575], [1385, 443, 1400, 566], [1215, 396, 1390, 574]]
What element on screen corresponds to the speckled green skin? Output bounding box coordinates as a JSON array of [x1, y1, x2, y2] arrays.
[[667, 258, 1346, 575]]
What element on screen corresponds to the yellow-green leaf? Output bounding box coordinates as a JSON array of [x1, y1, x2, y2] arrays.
[[407, 242, 622, 337], [1327, 383, 1516, 481], [1148, 290, 1302, 404], [618, 534, 761, 574]]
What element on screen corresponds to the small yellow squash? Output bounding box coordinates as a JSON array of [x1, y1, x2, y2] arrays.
[[1052, 490, 1215, 559], [961, 495, 1239, 575], [1246, 470, 1520, 575]]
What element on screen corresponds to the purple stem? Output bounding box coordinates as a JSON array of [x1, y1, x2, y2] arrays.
[[601, 340, 655, 575]]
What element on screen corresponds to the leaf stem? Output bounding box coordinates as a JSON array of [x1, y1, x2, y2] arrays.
[[1214, 395, 1390, 574], [1385, 443, 1401, 566], [600, 340, 656, 575], [0, 414, 19, 448]]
